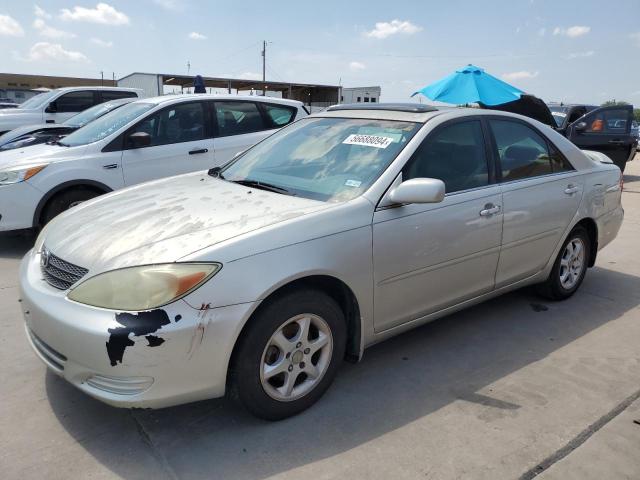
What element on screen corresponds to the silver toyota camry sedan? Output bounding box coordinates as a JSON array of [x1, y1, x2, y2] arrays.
[[19, 104, 624, 420]]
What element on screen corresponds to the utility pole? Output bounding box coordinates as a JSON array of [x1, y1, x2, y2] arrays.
[[261, 40, 267, 96], [100, 71, 104, 86]]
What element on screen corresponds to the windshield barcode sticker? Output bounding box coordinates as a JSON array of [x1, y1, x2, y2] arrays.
[[343, 134, 394, 149]]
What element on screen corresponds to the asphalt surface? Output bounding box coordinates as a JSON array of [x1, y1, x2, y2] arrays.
[[2, 155, 640, 480]]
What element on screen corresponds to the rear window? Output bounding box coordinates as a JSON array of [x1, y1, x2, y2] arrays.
[[262, 103, 296, 128]]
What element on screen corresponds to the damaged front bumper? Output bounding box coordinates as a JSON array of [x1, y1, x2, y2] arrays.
[[19, 250, 258, 409]]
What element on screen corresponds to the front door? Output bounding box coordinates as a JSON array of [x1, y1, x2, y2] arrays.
[[373, 119, 503, 332], [487, 118, 583, 287], [121, 100, 214, 186], [44, 90, 97, 124], [567, 105, 635, 170]]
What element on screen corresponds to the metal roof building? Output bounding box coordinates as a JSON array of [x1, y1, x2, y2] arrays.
[[117, 72, 341, 111]]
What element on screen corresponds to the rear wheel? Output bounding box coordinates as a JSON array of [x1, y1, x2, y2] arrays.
[[41, 188, 101, 226], [230, 289, 346, 420], [537, 226, 590, 300]]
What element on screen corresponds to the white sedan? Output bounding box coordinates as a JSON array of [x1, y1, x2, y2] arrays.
[[0, 94, 307, 231], [20, 104, 623, 420]]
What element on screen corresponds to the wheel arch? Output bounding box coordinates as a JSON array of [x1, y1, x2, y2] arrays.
[[226, 274, 362, 387], [33, 179, 112, 228], [573, 217, 598, 267]]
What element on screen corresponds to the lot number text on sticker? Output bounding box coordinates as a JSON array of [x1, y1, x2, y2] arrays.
[[343, 134, 394, 149]]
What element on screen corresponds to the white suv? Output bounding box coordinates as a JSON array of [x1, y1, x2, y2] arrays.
[[0, 87, 143, 135], [0, 94, 307, 231]]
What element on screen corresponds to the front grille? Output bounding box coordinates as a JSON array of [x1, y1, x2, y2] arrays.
[[40, 247, 88, 290]]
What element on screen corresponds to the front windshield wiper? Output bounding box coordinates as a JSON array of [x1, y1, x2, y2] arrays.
[[231, 179, 294, 196]]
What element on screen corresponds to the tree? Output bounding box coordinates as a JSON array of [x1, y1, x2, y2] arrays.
[[634, 109, 640, 123], [601, 100, 630, 107]]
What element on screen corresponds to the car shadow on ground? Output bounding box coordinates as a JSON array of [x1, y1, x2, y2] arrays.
[[0, 230, 36, 260], [42, 265, 640, 480]]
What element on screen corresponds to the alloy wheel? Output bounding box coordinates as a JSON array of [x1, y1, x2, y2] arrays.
[[559, 237, 585, 290]]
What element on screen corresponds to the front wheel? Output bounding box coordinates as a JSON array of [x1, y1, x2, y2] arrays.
[[41, 188, 101, 226], [230, 289, 346, 420], [537, 226, 590, 300]]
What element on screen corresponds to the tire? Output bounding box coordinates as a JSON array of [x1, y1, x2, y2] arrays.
[[614, 159, 626, 173], [230, 288, 346, 420], [41, 188, 101, 226], [537, 226, 590, 301]]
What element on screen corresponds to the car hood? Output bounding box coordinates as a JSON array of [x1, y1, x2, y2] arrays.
[[0, 109, 41, 129], [0, 123, 60, 145], [0, 143, 81, 169], [41, 172, 331, 273]]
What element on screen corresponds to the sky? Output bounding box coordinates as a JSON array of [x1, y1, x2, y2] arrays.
[[1, 0, 639, 104]]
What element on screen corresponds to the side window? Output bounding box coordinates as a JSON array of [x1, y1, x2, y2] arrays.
[[55, 91, 95, 113], [403, 120, 489, 194], [490, 120, 572, 180], [127, 102, 206, 148], [584, 108, 629, 134], [262, 103, 296, 128], [102, 90, 138, 101], [215, 101, 266, 137]]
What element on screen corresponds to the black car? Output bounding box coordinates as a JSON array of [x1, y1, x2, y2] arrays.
[[483, 96, 637, 172]]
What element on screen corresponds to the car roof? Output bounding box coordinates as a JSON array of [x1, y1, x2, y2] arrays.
[[49, 86, 142, 93], [136, 94, 305, 107]]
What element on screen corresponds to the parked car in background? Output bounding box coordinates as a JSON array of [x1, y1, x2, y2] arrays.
[[0, 94, 307, 231], [631, 121, 639, 150], [0, 100, 18, 109], [0, 98, 136, 152], [0, 87, 143, 136], [486, 100, 637, 172], [20, 104, 623, 419]]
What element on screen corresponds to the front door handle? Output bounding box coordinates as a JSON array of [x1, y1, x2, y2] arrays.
[[608, 140, 625, 145], [103, 164, 119, 170], [189, 148, 208, 155], [45, 120, 55, 124], [564, 184, 579, 195], [479, 204, 501, 217]]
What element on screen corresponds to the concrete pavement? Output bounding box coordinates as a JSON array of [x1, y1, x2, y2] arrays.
[[1, 155, 640, 479]]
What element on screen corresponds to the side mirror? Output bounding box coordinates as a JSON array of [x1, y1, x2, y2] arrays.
[[45, 101, 57, 113], [127, 131, 151, 148], [573, 121, 587, 132], [388, 178, 446, 205]]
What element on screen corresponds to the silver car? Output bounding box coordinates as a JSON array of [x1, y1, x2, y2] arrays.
[[19, 104, 624, 420]]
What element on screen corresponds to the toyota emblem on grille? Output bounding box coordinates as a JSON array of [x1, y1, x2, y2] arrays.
[[41, 249, 50, 268]]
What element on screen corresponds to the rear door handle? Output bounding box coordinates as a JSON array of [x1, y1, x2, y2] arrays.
[[189, 148, 208, 155], [564, 184, 579, 195], [479, 204, 501, 217], [608, 140, 625, 145], [45, 120, 55, 124]]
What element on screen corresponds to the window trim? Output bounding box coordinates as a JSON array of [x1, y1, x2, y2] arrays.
[[400, 116, 497, 196], [483, 115, 575, 185], [98, 90, 138, 103]]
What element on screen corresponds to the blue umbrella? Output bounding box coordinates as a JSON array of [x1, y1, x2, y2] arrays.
[[412, 64, 524, 106]]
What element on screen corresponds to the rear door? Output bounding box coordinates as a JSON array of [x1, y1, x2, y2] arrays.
[[121, 100, 214, 185], [488, 117, 583, 287], [210, 101, 295, 166], [567, 105, 635, 169]]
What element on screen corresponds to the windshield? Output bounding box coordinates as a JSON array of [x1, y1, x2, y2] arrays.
[[19, 90, 58, 110], [549, 106, 569, 128], [61, 102, 155, 147], [222, 117, 422, 202], [63, 100, 129, 127]]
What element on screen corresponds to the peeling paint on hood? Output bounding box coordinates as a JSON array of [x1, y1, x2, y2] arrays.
[[43, 172, 329, 272]]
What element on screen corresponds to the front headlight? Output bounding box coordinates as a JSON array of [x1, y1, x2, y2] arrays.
[[67, 263, 221, 311], [0, 164, 47, 185]]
